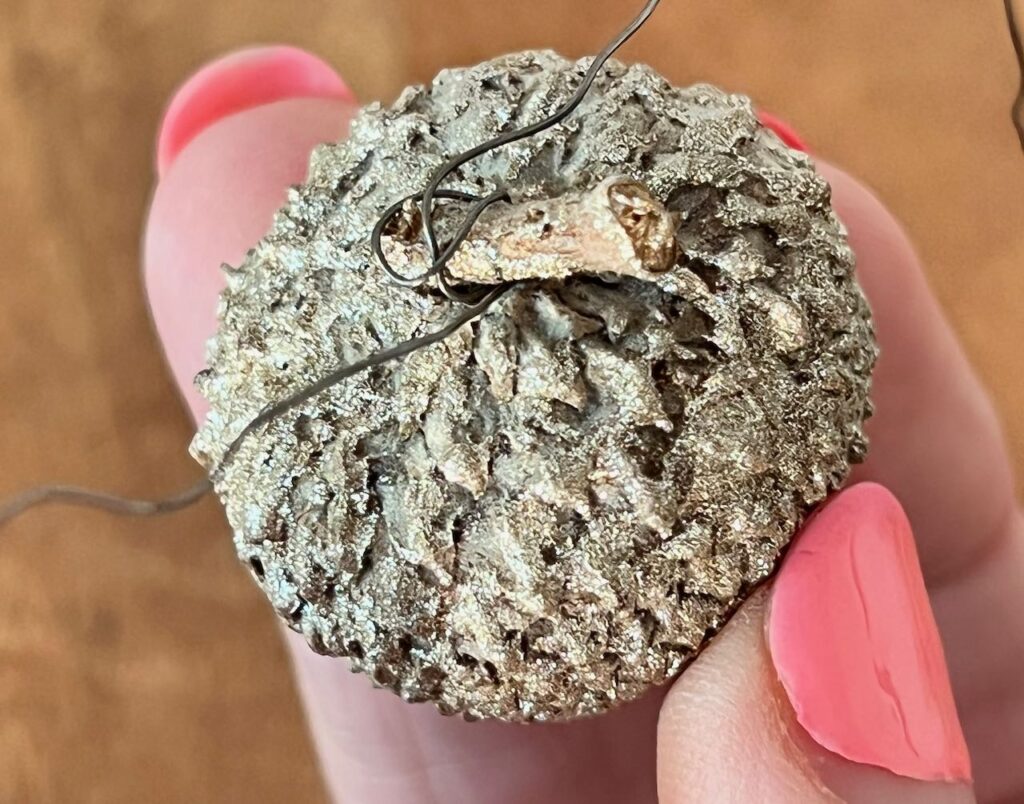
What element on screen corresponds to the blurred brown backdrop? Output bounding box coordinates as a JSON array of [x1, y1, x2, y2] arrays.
[[0, 1, 1021, 801]]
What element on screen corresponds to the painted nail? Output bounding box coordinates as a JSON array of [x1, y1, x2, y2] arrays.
[[768, 483, 972, 783], [156, 45, 353, 177], [757, 111, 808, 152]]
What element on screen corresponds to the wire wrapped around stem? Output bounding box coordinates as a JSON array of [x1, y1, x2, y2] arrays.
[[371, 0, 661, 303], [0, 0, 663, 527]]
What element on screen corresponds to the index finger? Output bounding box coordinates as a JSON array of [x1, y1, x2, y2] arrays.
[[818, 162, 1017, 581]]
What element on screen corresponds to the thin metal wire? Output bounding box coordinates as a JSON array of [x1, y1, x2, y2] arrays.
[[0, 288, 507, 528], [210, 284, 511, 480], [372, 0, 662, 303], [1006, 0, 1024, 152], [0, 0, 663, 528], [0, 479, 214, 525]]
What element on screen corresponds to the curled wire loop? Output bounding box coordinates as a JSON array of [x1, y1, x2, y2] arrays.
[[371, 0, 661, 303], [215, 0, 662, 475], [371, 189, 509, 303], [0, 0, 662, 526]]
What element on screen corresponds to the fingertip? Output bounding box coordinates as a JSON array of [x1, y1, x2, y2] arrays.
[[758, 110, 809, 152], [815, 160, 1014, 578], [145, 97, 354, 420], [768, 482, 972, 784], [658, 484, 975, 803], [156, 45, 354, 178], [657, 592, 831, 802], [817, 162, 924, 302]]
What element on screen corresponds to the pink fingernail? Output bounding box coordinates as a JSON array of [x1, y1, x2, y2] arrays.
[[768, 483, 972, 783], [757, 111, 808, 152], [156, 45, 353, 177]]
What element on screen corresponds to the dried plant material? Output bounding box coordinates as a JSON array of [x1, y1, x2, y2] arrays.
[[191, 52, 877, 722], [381, 176, 680, 283]]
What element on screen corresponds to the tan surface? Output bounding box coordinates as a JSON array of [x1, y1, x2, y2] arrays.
[[0, 1, 1021, 801]]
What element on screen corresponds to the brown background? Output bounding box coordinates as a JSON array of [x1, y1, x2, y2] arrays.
[[0, 1, 1021, 801]]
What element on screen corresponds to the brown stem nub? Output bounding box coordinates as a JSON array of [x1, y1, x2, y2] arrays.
[[382, 177, 679, 286]]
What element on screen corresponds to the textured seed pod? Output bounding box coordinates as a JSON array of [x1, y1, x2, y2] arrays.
[[191, 51, 877, 722]]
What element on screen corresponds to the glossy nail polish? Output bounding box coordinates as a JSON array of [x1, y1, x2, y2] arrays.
[[157, 45, 352, 176], [768, 483, 972, 783]]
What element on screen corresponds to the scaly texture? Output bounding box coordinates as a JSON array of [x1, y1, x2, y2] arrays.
[[191, 51, 877, 721]]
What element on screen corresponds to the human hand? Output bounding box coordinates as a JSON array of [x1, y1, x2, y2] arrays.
[[145, 47, 1023, 803]]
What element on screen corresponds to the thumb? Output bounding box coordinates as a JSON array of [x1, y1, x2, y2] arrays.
[[657, 483, 975, 804]]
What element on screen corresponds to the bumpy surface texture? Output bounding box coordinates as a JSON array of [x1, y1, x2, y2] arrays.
[[191, 51, 877, 721]]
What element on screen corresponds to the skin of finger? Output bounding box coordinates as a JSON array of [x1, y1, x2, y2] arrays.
[[928, 510, 1024, 804], [145, 97, 354, 418], [818, 165, 1024, 800], [657, 592, 838, 804], [817, 164, 1018, 585], [657, 590, 977, 804], [143, 101, 1020, 802], [287, 627, 662, 804]]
